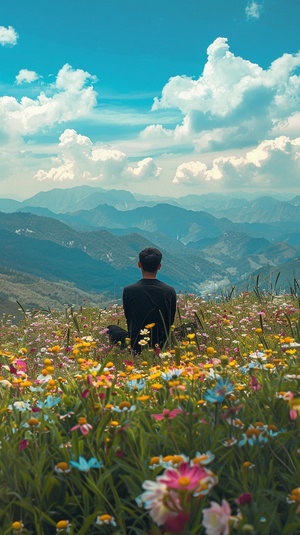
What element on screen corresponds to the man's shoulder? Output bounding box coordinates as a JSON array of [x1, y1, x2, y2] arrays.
[[123, 279, 176, 293], [123, 280, 142, 291], [156, 280, 176, 292]]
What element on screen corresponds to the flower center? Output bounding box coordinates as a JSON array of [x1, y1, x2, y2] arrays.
[[178, 476, 191, 486], [99, 514, 112, 521], [78, 417, 87, 425], [119, 401, 131, 410]]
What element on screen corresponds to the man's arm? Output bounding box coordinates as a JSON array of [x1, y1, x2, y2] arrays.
[[170, 288, 177, 326], [122, 288, 131, 327]]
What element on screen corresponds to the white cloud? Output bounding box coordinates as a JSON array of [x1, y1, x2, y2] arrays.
[[150, 37, 300, 151], [0, 64, 97, 136], [0, 25, 18, 46], [35, 129, 162, 184], [15, 69, 40, 85], [246, 1, 263, 20], [173, 135, 300, 190], [127, 157, 162, 179]]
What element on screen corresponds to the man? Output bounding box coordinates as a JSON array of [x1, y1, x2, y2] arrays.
[[108, 247, 177, 353]]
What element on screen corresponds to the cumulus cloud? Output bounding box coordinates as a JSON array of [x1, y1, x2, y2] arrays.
[[35, 129, 162, 184], [127, 157, 162, 179], [150, 37, 300, 151], [0, 25, 18, 46], [246, 1, 263, 19], [15, 69, 40, 85], [0, 64, 97, 136], [173, 135, 300, 189]]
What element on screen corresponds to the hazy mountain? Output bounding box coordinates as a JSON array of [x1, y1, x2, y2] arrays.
[[61, 203, 242, 243], [1, 185, 300, 308], [184, 230, 298, 284], [20, 185, 144, 213], [0, 228, 136, 296], [0, 198, 22, 213], [237, 258, 300, 294], [0, 266, 106, 314], [0, 214, 229, 296], [204, 197, 300, 224]]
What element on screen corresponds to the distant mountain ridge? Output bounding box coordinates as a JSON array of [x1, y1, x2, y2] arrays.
[[0, 185, 300, 310]]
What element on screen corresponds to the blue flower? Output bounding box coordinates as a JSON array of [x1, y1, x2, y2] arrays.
[[112, 404, 136, 412], [37, 395, 61, 409], [126, 379, 145, 391], [69, 456, 103, 471], [204, 377, 235, 403], [161, 368, 183, 380], [238, 431, 268, 447]]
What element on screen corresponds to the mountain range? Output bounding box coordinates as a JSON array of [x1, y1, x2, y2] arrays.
[[0, 185, 299, 311]]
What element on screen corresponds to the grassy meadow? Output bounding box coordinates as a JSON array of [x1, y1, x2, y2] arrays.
[[1, 287, 300, 534]]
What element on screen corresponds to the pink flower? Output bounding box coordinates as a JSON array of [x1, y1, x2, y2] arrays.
[[139, 479, 179, 526], [163, 511, 190, 533], [158, 462, 218, 495], [202, 499, 232, 535], [249, 375, 262, 391], [71, 417, 92, 435], [151, 408, 183, 421]]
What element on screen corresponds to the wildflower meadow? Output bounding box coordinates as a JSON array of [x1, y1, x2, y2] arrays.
[[1, 288, 300, 534]]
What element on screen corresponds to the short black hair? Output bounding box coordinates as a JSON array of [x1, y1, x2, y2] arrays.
[[139, 247, 162, 272]]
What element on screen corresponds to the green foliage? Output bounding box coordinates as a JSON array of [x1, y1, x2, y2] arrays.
[[1, 291, 300, 533]]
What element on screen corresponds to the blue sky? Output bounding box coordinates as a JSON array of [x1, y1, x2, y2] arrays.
[[1, 0, 300, 199]]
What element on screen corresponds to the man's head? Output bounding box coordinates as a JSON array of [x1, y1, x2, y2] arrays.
[[138, 247, 162, 273]]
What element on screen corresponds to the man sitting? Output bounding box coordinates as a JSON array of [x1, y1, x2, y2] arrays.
[[108, 247, 177, 353]]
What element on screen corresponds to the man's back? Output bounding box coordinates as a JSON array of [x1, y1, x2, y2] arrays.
[[123, 278, 176, 352]]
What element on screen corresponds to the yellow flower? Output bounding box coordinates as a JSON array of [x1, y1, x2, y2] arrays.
[[242, 461, 255, 470], [119, 401, 131, 410], [206, 346, 215, 356], [50, 345, 61, 353], [149, 456, 160, 466], [27, 418, 39, 427], [56, 519, 71, 532], [137, 395, 150, 402], [145, 323, 155, 329], [288, 488, 300, 503], [20, 380, 32, 388], [96, 514, 116, 526], [55, 462, 70, 473], [150, 383, 164, 390], [11, 521, 24, 532]]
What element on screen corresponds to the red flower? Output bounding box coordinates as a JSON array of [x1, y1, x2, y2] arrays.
[[236, 493, 253, 505]]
